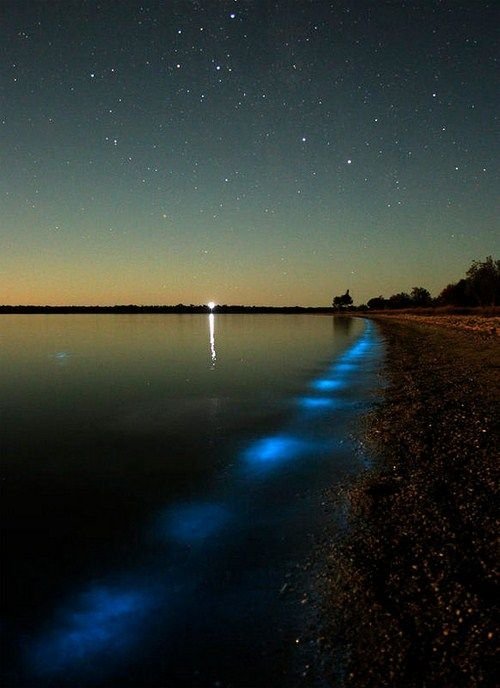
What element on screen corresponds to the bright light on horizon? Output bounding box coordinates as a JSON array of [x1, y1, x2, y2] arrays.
[[207, 301, 216, 310]]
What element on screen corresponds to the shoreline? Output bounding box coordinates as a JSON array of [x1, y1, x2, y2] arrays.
[[305, 316, 498, 686], [362, 312, 500, 336]]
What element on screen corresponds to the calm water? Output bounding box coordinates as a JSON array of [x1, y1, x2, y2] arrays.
[[1, 314, 383, 687]]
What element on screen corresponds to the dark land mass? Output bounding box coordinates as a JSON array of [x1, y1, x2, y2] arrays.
[[303, 316, 498, 687], [0, 304, 335, 314]]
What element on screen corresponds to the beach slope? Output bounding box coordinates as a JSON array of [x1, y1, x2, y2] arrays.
[[317, 316, 498, 687]]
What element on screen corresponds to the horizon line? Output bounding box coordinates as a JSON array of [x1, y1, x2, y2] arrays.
[[0, 303, 339, 311]]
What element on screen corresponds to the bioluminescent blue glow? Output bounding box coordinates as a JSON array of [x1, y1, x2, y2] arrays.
[[241, 326, 375, 476], [340, 339, 373, 360], [347, 342, 369, 357], [243, 434, 311, 474], [331, 362, 357, 374], [29, 585, 153, 677], [16, 320, 383, 686], [311, 378, 344, 392], [163, 502, 230, 544], [298, 396, 338, 410]]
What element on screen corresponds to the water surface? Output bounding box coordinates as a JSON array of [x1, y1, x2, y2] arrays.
[[1, 314, 383, 686]]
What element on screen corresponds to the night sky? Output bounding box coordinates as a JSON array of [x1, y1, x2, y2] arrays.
[[2, 1, 498, 306]]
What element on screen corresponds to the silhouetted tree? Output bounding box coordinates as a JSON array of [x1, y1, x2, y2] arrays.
[[466, 256, 500, 306], [332, 289, 353, 311], [357, 256, 499, 312], [438, 279, 474, 307], [388, 292, 412, 309], [410, 286, 432, 307], [367, 296, 386, 310]]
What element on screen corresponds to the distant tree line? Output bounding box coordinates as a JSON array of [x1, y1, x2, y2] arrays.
[[438, 256, 500, 307], [366, 286, 433, 311], [0, 304, 336, 315], [2, 257, 498, 315], [362, 256, 499, 311]]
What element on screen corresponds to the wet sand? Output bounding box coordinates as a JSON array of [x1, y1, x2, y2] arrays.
[[303, 316, 498, 687]]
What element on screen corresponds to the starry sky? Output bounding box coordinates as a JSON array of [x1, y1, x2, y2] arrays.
[[2, 0, 498, 306]]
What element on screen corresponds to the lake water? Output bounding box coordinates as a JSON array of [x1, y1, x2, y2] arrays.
[[1, 314, 383, 687]]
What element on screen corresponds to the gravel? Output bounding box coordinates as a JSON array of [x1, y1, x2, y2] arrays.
[[303, 317, 499, 687]]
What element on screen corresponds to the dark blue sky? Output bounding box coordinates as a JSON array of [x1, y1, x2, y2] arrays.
[[2, 0, 498, 305]]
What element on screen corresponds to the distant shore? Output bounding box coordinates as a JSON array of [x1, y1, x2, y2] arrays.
[[306, 315, 498, 686], [0, 304, 335, 314], [1, 304, 499, 319]]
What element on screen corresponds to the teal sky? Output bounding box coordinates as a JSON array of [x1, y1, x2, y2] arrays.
[[2, 1, 498, 306]]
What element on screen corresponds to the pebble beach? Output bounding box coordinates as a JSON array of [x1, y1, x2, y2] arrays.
[[302, 315, 499, 687]]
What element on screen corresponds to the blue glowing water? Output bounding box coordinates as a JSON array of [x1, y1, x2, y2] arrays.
[[30, 586, 155, 678], [161, 501, 231, 544], [243, 434, 311, 473], [0, 315, 383, 687], [297, 396, 337, 409], [311, 377, 345, 391]]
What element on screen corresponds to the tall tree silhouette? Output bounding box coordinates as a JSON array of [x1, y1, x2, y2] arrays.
[[466, 256, 500, 306], [332, 289, 353, 311]]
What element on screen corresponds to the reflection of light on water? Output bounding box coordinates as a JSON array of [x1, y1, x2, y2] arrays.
[[209, 313, 216, 367], [24, 319, 382, 682], [50, 351, 71, 365]]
